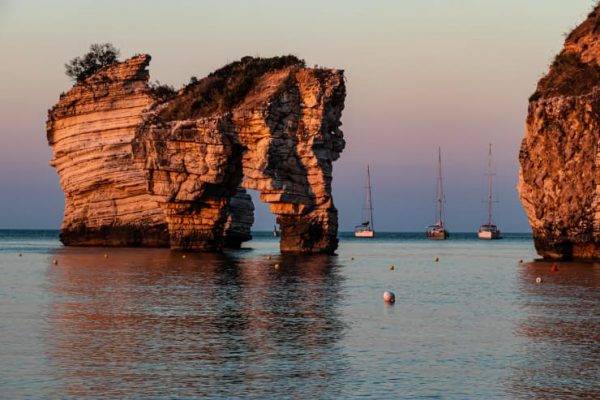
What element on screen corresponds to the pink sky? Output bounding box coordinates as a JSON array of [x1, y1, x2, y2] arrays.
[[0, 0, 594, 231]]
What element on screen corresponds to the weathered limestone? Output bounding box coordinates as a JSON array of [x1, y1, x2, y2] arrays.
[[47, 55, 169, 247], [518, 5, 600, 259], [47, 54, 345, 253]]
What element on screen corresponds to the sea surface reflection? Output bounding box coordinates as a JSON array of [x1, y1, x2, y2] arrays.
[[1, 233, 599, 398], [44, 248, 346, 398], [510, 260, 600, 399]]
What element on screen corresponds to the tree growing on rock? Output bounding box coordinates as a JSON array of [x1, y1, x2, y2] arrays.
[[65, 43, 120, 82]]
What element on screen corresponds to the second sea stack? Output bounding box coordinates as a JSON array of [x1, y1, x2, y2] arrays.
[[519, 5, 600, 259], [47, 55, 346, 254]]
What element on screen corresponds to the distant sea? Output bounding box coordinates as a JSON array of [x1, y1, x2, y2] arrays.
[[1, 229, 598, 398]]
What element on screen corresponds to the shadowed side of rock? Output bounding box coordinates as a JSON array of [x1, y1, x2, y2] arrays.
[[519, 5, 600, 259], [223, 188, 255, 248], [132, 115, 244, 251], [231, 67, 346, 254]]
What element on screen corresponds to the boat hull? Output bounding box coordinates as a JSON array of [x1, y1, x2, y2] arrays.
[[426, 230, 449, 240], [355, 230, 375, 238], [477, 230, 502, 240]]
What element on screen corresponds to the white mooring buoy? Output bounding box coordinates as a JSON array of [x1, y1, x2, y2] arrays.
[[382, 291, 396, 304]]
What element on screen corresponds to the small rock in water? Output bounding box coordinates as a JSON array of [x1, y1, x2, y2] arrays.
[[104, 253, 108, 259], [389, 265, 395, 271], [535, 277, 542, 284], [267, 255, 272, 260], [52, 259, 58, 265], [550, 264, 559, 272], [435, 257, 440, 262], [519, 259, 523, 263], [274, 263, 280, 269], [18, 253, 22, 257], [351, 257, 355, 261], [382, 291, 395, 304]]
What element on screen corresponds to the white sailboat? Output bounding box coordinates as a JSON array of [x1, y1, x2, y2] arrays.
[[354, 165, 375, 238], [478, 143, 502, 240], [426, 147, 449, 240]]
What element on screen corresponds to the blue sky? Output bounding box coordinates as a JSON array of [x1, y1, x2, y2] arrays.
[[0, 0, 596, 231]]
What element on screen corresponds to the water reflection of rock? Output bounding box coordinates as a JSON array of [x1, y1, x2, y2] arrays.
[[44, 248, 346, 398], [509, 261, 600, 398]]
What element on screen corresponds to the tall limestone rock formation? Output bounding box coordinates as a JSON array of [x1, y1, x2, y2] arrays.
[[46, 55, 169, 247], [47, 54, 345, 253], [519, 5, 600, 259]]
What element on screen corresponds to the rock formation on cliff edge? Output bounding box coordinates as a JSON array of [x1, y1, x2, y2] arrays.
[[519, 5, 600, 259], [47, 54, 345, 253]]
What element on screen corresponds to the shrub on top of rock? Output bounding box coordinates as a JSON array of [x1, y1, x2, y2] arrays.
[[65, 43, 120, 82], [149, 81, 177, 102]]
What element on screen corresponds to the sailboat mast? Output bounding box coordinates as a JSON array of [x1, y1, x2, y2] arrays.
[[436, 147, 444, 226], [487, 143, 493, 226], [366, 165, 374, 229]]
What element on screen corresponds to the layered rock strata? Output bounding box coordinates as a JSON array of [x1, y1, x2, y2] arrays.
[[519, 5, 600, 259], [47, 54, 345, 253]]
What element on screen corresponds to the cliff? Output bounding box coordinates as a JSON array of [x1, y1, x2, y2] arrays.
[[47, 54, 345, 253], [518, 5, 600, 259]]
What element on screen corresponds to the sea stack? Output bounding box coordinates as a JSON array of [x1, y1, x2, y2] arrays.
[[519, 5, 600, 259], [47, 55, 346, 253]]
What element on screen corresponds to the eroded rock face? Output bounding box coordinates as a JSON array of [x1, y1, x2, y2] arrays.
[[518, 6, 600, 259], [47, 55, 169, 247], [47, 54, 345, 253]]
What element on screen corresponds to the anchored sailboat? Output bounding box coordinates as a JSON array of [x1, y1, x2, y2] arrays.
[[478, 143, 502, 240], [426, 147, 449, 240], [355, 165, 375, 238]]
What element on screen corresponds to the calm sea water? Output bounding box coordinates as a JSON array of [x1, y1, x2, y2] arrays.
[[0, 230, 598, 399]]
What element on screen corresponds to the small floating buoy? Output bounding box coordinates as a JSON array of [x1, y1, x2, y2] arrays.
[[389, 265, 395, 271], [551, 264, 559, 272], [435, 257, 439, 262], [182, 254, 186, 259], [382, 291, 395, 304], [52, 259, 58, 265], [535, 277, 542, 284]]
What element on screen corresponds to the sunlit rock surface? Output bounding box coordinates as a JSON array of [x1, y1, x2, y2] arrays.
[[47, 54, 345, 253], [519, 6, 600, 259]]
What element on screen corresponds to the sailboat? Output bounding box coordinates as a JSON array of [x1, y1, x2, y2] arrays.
[[354, 165, 375, 238], [478, 143, 502, 240], [426, 147, 449, 240], [273, 224, 280, 237]]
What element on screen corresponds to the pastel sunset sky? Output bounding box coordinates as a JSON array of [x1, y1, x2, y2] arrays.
[[0, 0, 595, 231]]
